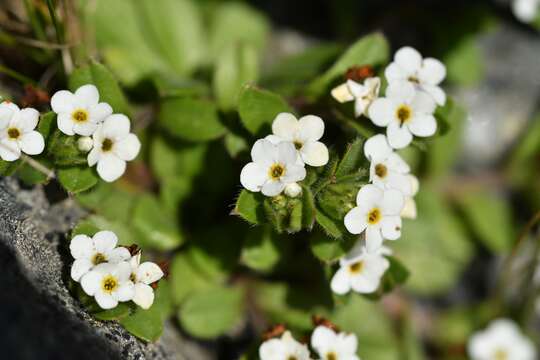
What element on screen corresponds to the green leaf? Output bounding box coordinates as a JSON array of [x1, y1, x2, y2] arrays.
[[132, 195, 183, 251], [150, 136, 206, 181], [37, 111, 56, 141], [46, 129, 88, 166], [178, 286, 244, 339], [456, 190, 513, 253], [72, 219, 100, 237], [94, 303, 132, 321], [57, 166, 99, 193], [159, 97, 226, 142], [213, 43, 259, 110], [315, 209, 348, 239], [380, 256, 410, 293], [75, 182, 138, 224], [309, 231, 356, 262], [233, 190, 266, 224], [237, 85, 291, 136], [241, 226, 281, 272], [72, 215, 133, 246], [224, 132, 248, 158], [307, 33, 390, 98], [335, 138, 366, 178], [16, 159, 53, 186], [0, 159, 21, 176], [120, 281, 172, 342], [170, 253, 214, 305], [69, 62, 130, 115]]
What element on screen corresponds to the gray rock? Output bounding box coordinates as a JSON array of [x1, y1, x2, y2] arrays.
[[0, 178, 213, 360]]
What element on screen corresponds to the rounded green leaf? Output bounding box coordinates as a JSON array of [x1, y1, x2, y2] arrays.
[[57, 166, 99, 194]]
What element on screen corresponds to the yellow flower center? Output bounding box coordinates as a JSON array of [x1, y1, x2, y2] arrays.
[[367, 208, 381, 225], [408, 75, 420, 84], [101, 138, 113, 152], [396, 105, 412, 125], [269, 163, 285, 180], [101, 275, 118, 294], [326, 352, 338, 360], [91, 253, 107, 265], [72, 109, 89, 123], [7, 127, 20, 139], [494, 349, 508, 360], [287, 357, 298, 360], [349, 261, 364, 274], [375, 163, 387, 178], [293, 140, 303, 150], [130, 273, 137, 282]]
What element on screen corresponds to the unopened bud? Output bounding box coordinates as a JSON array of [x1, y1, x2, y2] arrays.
[[77, 136, 93, 152], [284, 183, 302, 198]]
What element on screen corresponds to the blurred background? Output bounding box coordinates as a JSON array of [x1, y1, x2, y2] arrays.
[[0, 0, 539, 359]]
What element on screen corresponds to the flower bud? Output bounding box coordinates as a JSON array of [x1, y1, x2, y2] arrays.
[[77, 136, 94, 152], [284, 183, 302, 198]]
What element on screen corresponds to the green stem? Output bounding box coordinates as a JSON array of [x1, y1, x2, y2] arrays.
[[0, 64, 36, 85], [46, 0, 63, 44], [23, 0, 47, 41]]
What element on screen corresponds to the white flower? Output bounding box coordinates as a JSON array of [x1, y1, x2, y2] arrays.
[[330, 243, 389, 295], [77, 136, 94, 152], [385, 46, 446, 106], [69, 230, 131, 282], [468, 319, 536, 360], [368, 82, 437, 149], [0, 102, 44, 161], [344, 184, 404, 251], [331, 78, 381, 117], [259, 331, 312, 360], [513, 0, 540, 22], [51, 84, 113, 136], [240, 139, 306, 197], [401, 175, 419, 219], [128, 253, 164, 310], [81, 261, 135, 310], [284, 182, 302, 198], [266, 113, 329, 167], [364, 134, 411, 195], [87, 114, 141, 182], [311, 325, 360, 360]]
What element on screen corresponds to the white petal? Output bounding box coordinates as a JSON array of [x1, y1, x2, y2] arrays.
[[282, 164, 306, 183], [344, 207, 368, 234], [113, 282, 135, 302], [108, 247, 131, 263], [385, 63, 408, 82], [380, 216, 402, 240], [385, 172, 412, 195], [381, 189, 405, 215], [338, 333, 358, 356], [276, 141, 298, 166], [259, 338, 286, 360], [132, 283, 155, 309], [284, 182, 302, 198], [0, 139, 21, 161], [408, 114, 437, 137], [0, 105, 13, 129], [401, 197, 417, 219], [57, 113, 75, 135], [70, 234, 94, 259], [89, 102, 113, 123], [394, 46, 422, 74], [355, 184, 383, 209], [101, 114, 130, 140], [411, 91, 436, 115], [420, 58, 446, 85], [368, 98, 394, 127], [422, 85, 446, 106], [350, 273, 379, 293], [51, 90, 75, 113], [114, 261, 133, 281], [73, 122, 98, 136], [386, 153, 410, 174], [137, 262, 164, 284], [15, 108, 39, 131], [354, 98, 370, 117], [386, 81, 416, 103], [347, 79, 367, 98], [364, 134, 392, 162], [387, 122, 413, 149], [114, 133, 140, 161], [264, 134, 283, 145], [240, 162, 267, 192], [251, 139, 277, 163], [300, 141, 328, 167], [93, 230, 118, 253], [331, 83, 355, 103], [19, 131, 44, 155], [365, 227, 383, 252], [87, 148, 100, 167], [71, 258, 93, 282], [311, 326, 336, 354], [330, 268, 352, 295], [80, 271, 101, 296], [95, 291, 118, 309], [97, 154, 126, 182], [272, 112, 298, 140], [75, 84, 99, 107], [298, 115, 324, 142], [261, 181, 285, 197]]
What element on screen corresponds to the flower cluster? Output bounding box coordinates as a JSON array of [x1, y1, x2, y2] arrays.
[[70, 230, 164, 310], [240, 113, 329, 197], [331, 46, 446, 295], [467, 318, 536, 360], [259, 324, 359, 360], [51, 85, 141, 182]]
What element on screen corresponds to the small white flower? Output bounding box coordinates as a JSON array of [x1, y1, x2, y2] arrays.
[[51, 84, 113, 136], [332, 78, 381, 118], [70, 230, 131, 282], [81, 261, 135, 310], [368, 82, 437, 149], [385, 46, 446, 106], [259, 331, 312, 360], [87, 114, 141, 182], [284, 182, 302, 198], [401, 175, 419, 219], [468, 318, 536, 360], [364, 134, 411, 195], [344, 184, 404, 251], [330, 244, 389, 295], [513, 0, 540, 22], [266, 113, 329, 167], [240, 139, 306, 197], [77, 136, 94, 152], [0, 102, 44, 161], [128, 253, 164, 310], [311, 325, 360, 360]]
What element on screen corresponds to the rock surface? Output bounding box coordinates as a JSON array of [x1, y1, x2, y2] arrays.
[[0, 178, 213, 360]]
